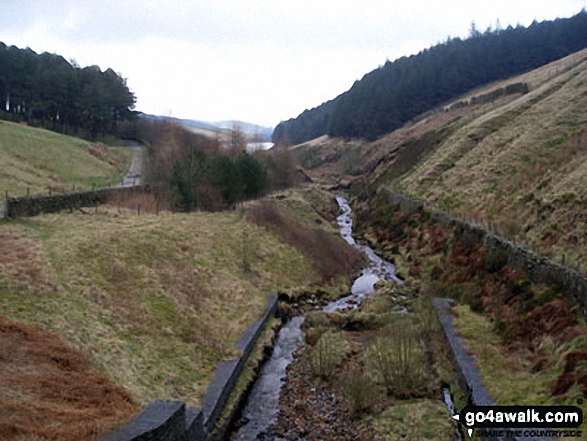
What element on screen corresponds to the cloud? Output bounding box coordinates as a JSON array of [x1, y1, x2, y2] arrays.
[[2, 0, 586, 126]]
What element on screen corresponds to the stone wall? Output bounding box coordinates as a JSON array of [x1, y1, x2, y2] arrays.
[[99, 400, 205, 441], [432, 298, 549, 441], [99, 294, 278, 441], [382, 188, 587, 314], [446, 82, 529, 112], [4, 186, 149, 218], [201, 293, 278, 436]]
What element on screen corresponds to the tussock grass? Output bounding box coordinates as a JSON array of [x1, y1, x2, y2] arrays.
[[453, 304, 587, 432], [0, 121, 131, 197], [246, 200, 365, 282], [310, 331, 350, 379], [369, 399, 454, 440], [0, 202, 322, 409]]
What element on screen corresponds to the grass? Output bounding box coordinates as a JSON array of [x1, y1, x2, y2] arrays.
[[453, 304, 587, 433], [0, 120, 131, 197], [0, 202, 323, 409], [394, 53, 587, 270], [368, 399, 455, 440], [0, 315, 138, 441], [268, 186, 340, 232], [246, 199, 365, 282], [297, 279, 460, 440], [310, 331, 350, 379]]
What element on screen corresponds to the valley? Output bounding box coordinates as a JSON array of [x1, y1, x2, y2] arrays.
[[1, 13, 587, 441], [293, 49, 587, 272]]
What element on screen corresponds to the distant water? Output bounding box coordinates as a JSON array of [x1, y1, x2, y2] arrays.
[[246, 142, 274, 152]]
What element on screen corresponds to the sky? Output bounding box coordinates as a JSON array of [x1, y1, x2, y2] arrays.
[[2, 1, 585, 128]]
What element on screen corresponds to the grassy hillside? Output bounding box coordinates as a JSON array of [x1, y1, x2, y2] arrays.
[[0, 186, 360, 437], [294, 49, 587, 270], [0, 121, 131, 197], [394, 50, 587, 269], [0, 315, 137, 440]]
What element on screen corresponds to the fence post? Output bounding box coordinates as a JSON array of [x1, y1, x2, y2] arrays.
[[138, 203, 141, 216]]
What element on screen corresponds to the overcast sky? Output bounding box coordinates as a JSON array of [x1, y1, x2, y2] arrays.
[[2, 1, 585, 127]]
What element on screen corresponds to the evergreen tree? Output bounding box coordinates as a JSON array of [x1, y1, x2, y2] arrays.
[[0, 43, 136, 139], [272, 10, 587, 143]]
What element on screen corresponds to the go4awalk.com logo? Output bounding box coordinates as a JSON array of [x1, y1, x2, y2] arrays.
[[452, 405, 583, 438]]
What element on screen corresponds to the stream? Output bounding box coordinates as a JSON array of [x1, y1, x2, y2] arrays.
[[231, 196, 402, 440]]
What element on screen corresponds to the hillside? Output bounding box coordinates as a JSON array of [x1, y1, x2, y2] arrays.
[[293, 48, 587, 270], [0, 186, 361, 438], [274, 10, 587, 144], [138, 113, 274, 142], [0, 121, 132, 197]]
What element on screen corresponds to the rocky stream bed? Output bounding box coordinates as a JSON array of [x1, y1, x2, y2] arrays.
[[230, 196, 419, 440]]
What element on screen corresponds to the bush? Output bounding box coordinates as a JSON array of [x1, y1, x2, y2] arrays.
[[339, 364, 377, 417], [310, 331, 349, 380], [366, 317, 432, 398]]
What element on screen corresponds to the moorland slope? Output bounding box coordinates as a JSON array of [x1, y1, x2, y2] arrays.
[[0, 121, 131, 197], [294, 49, 587, 270]]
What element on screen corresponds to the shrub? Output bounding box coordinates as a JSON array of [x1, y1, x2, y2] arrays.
[[339, 364, 377, 417], [366, 317, 432, 398], [107, 190, 165, 214], [310, 331, 349, 380]]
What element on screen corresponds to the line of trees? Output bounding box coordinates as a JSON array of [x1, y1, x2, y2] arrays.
[[0, 42, 136, 140], [273, 10, 587, 143], [121, 118, 297, 211]]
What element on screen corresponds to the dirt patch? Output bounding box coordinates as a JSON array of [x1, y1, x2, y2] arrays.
[[266, 348, 382, 440], [0, 316, 138, 440]]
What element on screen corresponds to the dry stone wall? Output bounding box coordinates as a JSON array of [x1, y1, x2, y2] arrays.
[[382, 188, 587, 314], [3, 186, 149, 218]]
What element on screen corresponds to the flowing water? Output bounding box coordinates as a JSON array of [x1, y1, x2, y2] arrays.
[[231, 196, 400, 440], [231, 316, 305, 440], [443, 387, 464, 441], [323, 196, 402, 312]]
